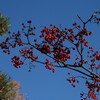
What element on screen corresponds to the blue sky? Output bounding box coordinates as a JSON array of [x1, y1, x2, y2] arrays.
[[0, 0, 100, 100]]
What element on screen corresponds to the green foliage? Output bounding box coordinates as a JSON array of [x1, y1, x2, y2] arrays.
[[0, 13, 10, 36], [0, 71, 15, 99], [0, 71, 26, 100]]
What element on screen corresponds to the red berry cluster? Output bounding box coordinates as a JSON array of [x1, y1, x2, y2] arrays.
[[10, 32, 25, 46], [76, 28, 92, 37], [37, 44, 52, 54], [39, 25, 73, 62], [66, 73, 79, 87], [0, 40, 10, 54], [19, 48, 38, 62], [80, 80, 100, 100], [0, 13, 100, 100], [45, 59, 55, 72], [11, 56, 24, 68], [21, 20, 36, 34], [66, 77, 79, 87], [41, 25, 59, 41], [87, 48, 100, 67], [53, 48, 71, 62]]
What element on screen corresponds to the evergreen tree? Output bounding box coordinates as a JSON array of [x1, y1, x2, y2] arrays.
[[0, 13, 10, 36], [0, 71, 25, 100]]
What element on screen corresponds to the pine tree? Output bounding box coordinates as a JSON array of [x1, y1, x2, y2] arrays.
[[0, 13, 10, 36], [0, 71, 25, 100]]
